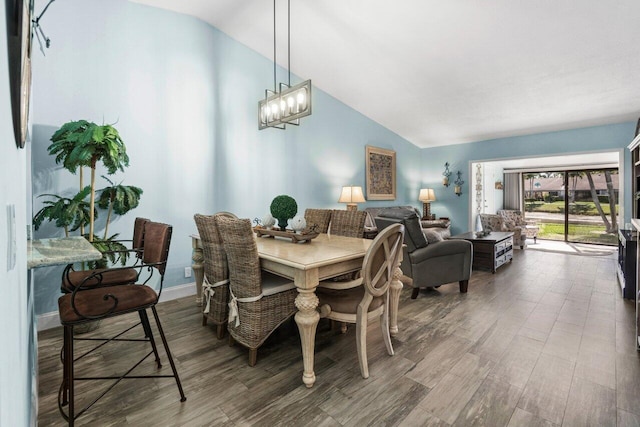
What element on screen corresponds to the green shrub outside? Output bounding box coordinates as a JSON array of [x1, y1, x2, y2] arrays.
[[525, 201, 617, 216], [537, 222, 617, 245]]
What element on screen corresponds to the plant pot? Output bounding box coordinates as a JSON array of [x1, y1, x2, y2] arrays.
[[278, 218, 288, 231], [73, 319, 101, 334]]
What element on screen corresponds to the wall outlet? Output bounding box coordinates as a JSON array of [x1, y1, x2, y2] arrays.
[[184, 267, 192, 278]]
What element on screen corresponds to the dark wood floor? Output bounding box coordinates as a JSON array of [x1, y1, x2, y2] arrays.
[[37, 246, 640, 426]]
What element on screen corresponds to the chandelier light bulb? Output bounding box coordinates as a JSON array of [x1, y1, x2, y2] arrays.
[[260, 105, 268, 123], [297, 90, 306, 107]]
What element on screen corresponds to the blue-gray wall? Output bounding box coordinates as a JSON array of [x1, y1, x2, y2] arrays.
[[421, 122, 635, 234], [0, 4, 32, 426], [30, 0, 422, 315], [30, 0, 638, 319]]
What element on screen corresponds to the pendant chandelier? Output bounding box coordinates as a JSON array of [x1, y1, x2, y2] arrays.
[[258, 0, 312, 130]]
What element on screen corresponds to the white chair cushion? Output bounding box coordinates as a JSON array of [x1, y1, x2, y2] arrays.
[[261, 271, 296, 296]]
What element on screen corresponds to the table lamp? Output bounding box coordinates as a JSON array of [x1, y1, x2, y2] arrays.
[[418, 188, 436, 219], [338, 186, 365, 211]]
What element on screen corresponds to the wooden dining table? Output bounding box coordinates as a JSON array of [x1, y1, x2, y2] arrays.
[[190, 232, 404, 388]]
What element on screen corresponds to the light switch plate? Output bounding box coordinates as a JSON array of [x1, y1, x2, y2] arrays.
[[6, 204, 16, 271]]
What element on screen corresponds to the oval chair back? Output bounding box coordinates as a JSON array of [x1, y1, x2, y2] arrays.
[[316, 222, 404, 379]]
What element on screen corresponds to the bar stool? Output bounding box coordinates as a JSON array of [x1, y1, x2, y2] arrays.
[[57, 221, 186, 426]]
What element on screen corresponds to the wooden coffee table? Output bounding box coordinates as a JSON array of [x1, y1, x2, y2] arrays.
[[450, 231, 514, 273]]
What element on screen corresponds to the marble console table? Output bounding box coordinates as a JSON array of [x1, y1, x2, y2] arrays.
[[27, 236, 102, 269]]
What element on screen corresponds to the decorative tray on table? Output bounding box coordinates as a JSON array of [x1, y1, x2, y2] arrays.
[[253, 227, 319, 243]]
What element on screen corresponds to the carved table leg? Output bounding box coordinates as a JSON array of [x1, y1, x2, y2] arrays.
[[294, 289, 320, 388], [389, 255, 403, 336], [191, 239, 204, 306]]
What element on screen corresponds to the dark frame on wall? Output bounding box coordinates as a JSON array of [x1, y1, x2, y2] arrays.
[[5, 0, 32, 149], [365, 145, 396, 200]]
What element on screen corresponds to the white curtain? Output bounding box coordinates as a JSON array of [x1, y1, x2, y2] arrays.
[[503, 172, 522, 210]]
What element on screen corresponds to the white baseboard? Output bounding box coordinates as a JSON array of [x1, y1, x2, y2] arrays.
[[37, 282, 197, 331]]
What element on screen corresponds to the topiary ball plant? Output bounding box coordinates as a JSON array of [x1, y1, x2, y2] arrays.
[[270, 195, 298, 231]]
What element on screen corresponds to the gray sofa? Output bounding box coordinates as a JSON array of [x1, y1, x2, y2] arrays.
[[374, 210, 472, 297], [364, 206, 451, 241]]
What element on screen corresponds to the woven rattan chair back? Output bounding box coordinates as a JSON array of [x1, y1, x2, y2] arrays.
[[304, 208, 332, 233], [194, 212, 237, 337], [215, 217, 262, 299], [330, 210, 367, 238], [216, 215, 297, 366]]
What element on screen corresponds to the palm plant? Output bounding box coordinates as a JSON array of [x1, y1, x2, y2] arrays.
[[48, 120, 129, 241], [32, 186, 93, 237], [34, 120, 143, 269], [97, 176, 143, 239]]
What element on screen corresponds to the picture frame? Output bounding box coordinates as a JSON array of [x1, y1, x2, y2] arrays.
[[365, 145, 396, 200], [6, 0, 33, 149]]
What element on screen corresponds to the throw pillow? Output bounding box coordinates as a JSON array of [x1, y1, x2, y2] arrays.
[[423, 229, 444, 243]]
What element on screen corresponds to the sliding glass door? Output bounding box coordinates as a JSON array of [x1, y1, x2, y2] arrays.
[[523, 168, 619, 245], [566, 169, 618, 245], [524, 172, 565, 241]]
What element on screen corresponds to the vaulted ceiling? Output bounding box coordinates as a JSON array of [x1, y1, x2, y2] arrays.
[[131, 0, 640, 148]]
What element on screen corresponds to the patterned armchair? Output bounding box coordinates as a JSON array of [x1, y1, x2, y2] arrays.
[[479, 213, 527, 249], [498, 209, 539, 243]]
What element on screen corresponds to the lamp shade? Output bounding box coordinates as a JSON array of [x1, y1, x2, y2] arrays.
[[418, 188, 436, 202], [338, 186, 366, 204]]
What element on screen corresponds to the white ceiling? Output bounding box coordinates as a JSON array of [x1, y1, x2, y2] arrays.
[[131, 0, 640, 148]]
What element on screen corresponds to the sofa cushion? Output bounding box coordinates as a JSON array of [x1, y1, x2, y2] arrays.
[[364, 206, 419, 229], [423, 228, 445, 243], [420, 219, 450, 228]]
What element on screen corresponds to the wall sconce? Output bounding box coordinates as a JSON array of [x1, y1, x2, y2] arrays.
[[454, 171, 464, 196], [442, 162, 452, 187], [338, 186, 366, 211], [418, 188, 436, 220]]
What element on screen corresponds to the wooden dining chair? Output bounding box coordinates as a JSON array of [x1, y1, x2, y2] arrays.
[[56, 221, 186, 426], [316, 223, 404, 378], [329, 209, 367, 238], [216, 216, 297, 366], [304, 208, 332, 233], [194, 211, 237, 338]]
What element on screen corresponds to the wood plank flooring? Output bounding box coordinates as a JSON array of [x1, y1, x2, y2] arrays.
[[36, 245, 640, 426]]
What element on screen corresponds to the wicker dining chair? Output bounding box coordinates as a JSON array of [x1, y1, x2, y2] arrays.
[[194, 211, 237, 339], [316, 223, 404, 379], [304, 208, 332, 233], [60, 217, 149, 292], [329, 209, 367, 238], [216, 216, 297, 366], [57, 221, 185, 426]]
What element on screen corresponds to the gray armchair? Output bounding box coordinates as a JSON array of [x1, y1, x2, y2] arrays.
[[374, 210, 473, 298]]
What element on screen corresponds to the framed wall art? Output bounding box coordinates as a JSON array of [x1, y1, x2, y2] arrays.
[[365, 145, 396, 200]]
